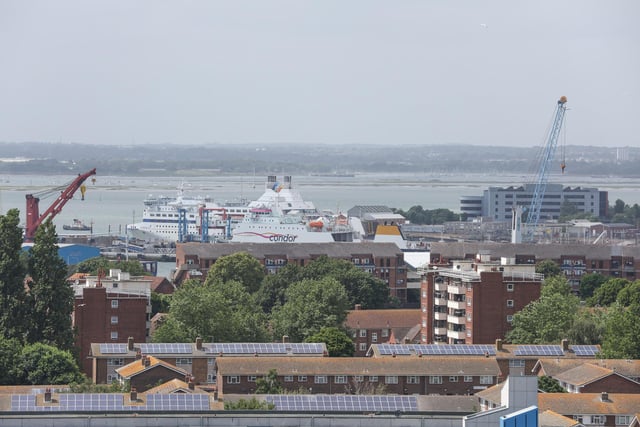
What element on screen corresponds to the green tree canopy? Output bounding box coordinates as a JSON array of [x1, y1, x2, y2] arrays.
[[536, 260, 561, 278], [587, 278, 630, 307], [305, 327, 354, 357], [75, 257, 149, 276], [579, 273, 607, 300], [302, 256, 389, 309], [255, 369, 282, 394], [14, 343, 84, 385], [206, 252, 265, 293], [26, 219, 75, 351], [566, 309, 607, 345], [0, 337, 22, 385], [224, 397, 275, 410], [0, 209, 29, 341], [600, 303, 640, 359], [271, 277, 350, 342], [538, 376, 566, 393], [254, 263, 304, 313], [541, 275, 573, 298], [616, 281, 640, 307]]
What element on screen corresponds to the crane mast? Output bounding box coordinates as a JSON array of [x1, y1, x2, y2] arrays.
[[525, 96, 567, 239], [24, 168, 97, 242]]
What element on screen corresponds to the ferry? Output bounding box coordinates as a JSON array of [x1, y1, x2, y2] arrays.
[[63, 219, 92, 231]]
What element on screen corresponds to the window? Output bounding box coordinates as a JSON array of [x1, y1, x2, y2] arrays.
[[110, 316, 118, 325], [507, 283, 514, 292], [354, 375, 364, 382], [507, 315, 514, 323], [106, 374, 116, 384], [107, 358, 124, 366], [359, 343, 367, 352], [385, 376, 398, 384], [480, 376, 493, 385], [110, 331, 118, 340], [381, 329, 389, 337], [112, 282, 119, 288], [406, 376, 419, 384], [464, 376, 473, 383], [359, 329, 367, 338], [507, 300, 514, 308], [206, 374, 216, 384], [227, 376, 240, 384], [207, 358, 215, 365], [449, 376, 459, 383], [429, 376, 443, 384], [335, 376, 347, 384], [509, 359, 525, 368], [176, 358, 192, 365], [248, 376, 257, 383], [111, 300, 119, 308], [371, 332, 378, 343], [616, 416, 630, 426], [591, 415, 605, 425], [369, 376, 378, 382], [298, 375, 307, 382], [314, 375, 328, 384], [284, 376, 294, 383]]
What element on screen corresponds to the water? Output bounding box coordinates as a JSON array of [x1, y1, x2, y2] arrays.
[[1, 172, 639, 237]]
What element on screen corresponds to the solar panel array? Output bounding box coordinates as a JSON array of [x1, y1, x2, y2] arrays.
[[571, 345, 600, 356], [514, 345, 564, 356], [204, 342, 324, 355], [138, 343, 192, 354], [11, 394, 210, 412], [414, 344, 496, 356], [99, 343, 128, 354], [266, 395, 417, 412], [376, 344, 412, 355]]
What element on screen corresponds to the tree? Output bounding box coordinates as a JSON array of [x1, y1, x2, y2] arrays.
[[536, 260, 561, 278], [271, 277, 350, 342], [0, 209, 29, 341], [506, 289, 580, 344], [254, 264, 303, 313], [0, 337, 22, 385], [579, 273, 607, 300], [151, 292, 172, 317], [616, 281, 640, 307], [255, 369, 282, 394], [538, 376, 566, 393], [206, 252, 265, 293], [25, 219, 75, 350], [567, 309, 607, 345], [302, 256, 389, 309], [14, 343, 84, 385], [587, 278, 630, 307], [224, 397, 275, 410], [75, 257, 149, 276], [305, 327, 354, 357], [600, 303, 640, 359]]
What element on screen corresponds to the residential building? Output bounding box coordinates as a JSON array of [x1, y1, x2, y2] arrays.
[[420, 254, 543, 344], [552, 364, 640, 394], [73, 269, 152, 377], [537, 393, 640, 427], [174, 242, 409, 302], [345, 308, 421, 356], [116, 355, 189, 392], [533, 358, 640, 384]]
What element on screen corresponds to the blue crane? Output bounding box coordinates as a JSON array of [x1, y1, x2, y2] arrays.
[[525, 96, 568, 239]]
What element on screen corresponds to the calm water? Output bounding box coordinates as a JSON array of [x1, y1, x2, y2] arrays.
[[1, 172, 639, 237]]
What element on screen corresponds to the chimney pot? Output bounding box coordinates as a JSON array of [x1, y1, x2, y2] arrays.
[[354, 304, 362, 310], [130, 388, 138, 402], [128, 337, 134, 351], [561, 338, 569, 352], [196, 337, 202, 351], [135, 350, 142, 360], [282, 335, 290, 344], [44, 388, 52, 403], [495, 338, 503, 351]]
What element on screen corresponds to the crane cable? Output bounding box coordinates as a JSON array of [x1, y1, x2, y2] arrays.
[[560, 111, 568, 174]]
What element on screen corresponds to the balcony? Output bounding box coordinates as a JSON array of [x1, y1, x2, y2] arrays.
[[434, 282, 447, 292], [434, 327, 447, 336], [447, 300, 466, 310], [447, 315, 466, 325], [447, 285, 466, 295], [447, 330, 466, 340], [434, 312, 447, 321], [434, 298, 447, 306]]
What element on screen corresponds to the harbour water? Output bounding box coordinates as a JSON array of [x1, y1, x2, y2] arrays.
[[1, 172, 639, 238]]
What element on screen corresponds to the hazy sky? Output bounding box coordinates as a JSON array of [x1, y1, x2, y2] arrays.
[[1, 1, 638, 147]]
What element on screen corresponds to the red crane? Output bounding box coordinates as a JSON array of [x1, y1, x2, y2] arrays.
[[24, 168, 97, 242]]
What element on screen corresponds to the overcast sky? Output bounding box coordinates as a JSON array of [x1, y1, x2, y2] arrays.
[[1, 1, 638, 147]]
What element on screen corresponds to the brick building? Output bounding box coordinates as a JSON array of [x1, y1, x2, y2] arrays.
[[537, 393, 640, 427], [428, 242, 640, 292], [420, 254, 543, 344], [73, 270, 152, 377], [345, 308, 421, 356], [174, 242, 409, 302]]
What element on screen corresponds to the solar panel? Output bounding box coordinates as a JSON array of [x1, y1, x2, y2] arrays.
[[571, 345, 600, 356], [205, 343, 289, 354], [514, 345, 564, 356], [139, 343, 192, 354], [376, 344, 412, 355], [11, 395, 36, 411], [99, 343, 128, 354], [289, 343, 325, 354], [144, 394, 210, 411], [266, 394, 417, 412], [414, 344, 496, 356]]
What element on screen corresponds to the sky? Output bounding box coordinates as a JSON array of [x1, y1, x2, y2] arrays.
[[0, 1, 638, 147]]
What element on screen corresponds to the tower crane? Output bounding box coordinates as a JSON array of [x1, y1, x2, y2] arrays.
[[524, 96, 568, 240], [24, 168, 97, 242]]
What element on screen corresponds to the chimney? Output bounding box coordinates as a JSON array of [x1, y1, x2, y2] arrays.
[[354, 304, 362, 310], [282, 335, 290, 344], [188, 375, 195, 390], [128, 337, 134, 351], [130, 388, 138, 402], [561, 339, 569, 352], [44, 388, 52, 403], [135, 350, 142, 360], [142, 355, 150, 367], [601, 392, 609, 402], [196, 337, 202, 351], [495, 338, 503, 352]]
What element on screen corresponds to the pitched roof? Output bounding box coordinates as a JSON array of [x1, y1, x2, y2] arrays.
[[345, 309, 421, 330], [116, 356, 188, 379], [144, 379, 208, 394], [215, 356, 501, 376], [533, 359, 591, 377], [554, 363, 615, 387], [534, 358, 640, 380], [538, 393, 640, 415], [474, 381, 505, 405], [539, 409, 583, 427]]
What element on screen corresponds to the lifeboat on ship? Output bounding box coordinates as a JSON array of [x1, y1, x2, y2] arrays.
[[309, 218, 324, 229]]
